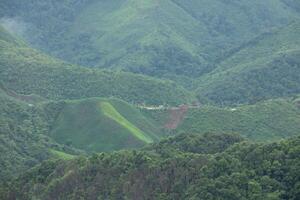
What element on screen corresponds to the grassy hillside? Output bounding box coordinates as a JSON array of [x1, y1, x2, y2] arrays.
[[2, 134, 300, 200], [196, 22, 300, 105], [0, 25, 194, 105], [144, 98, 300, 142], [49, 98, 163, 152]]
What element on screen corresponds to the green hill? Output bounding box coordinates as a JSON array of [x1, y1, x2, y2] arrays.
[[0, 84, 166, 183], [143, 98, 300, 142], [49, 98, 163, 152], [196, 22, 300, 105], [2, 134, 300, 200], [1, 2, 300, 198], [0, 25, 194, 105]]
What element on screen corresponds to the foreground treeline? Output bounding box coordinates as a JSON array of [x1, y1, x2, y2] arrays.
[[1, 133, 299, 200]]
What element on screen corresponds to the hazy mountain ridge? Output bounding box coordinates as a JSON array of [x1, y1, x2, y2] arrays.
[[1, 0, 299, 79], [0, 25, 194, 105], [196, 22, 300, 105], [1, 0, 299, 105]]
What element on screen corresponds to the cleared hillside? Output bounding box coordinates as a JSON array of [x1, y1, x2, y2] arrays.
[[143, 98, 300, 141], [49, 98, 163, 152]]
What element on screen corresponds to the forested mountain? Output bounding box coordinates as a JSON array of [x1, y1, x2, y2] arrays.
[[0, 1, 300, 199], [0, 0, 298, 76], [196, 22, 300, 105], [0, 86, 80, 183], [0, 25, 194, 105], [1, 0, 299, 105], [2, 133, 300, 200]]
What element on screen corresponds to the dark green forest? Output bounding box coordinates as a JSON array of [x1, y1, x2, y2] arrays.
[[0, 0, 299, 199], [0, 26, 194, 105], [1, 133, 300, 200]]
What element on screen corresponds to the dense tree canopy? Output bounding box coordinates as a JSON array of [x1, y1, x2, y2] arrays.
[[1, 133, 299, 200]]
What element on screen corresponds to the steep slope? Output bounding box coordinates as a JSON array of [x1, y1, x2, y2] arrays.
[[196, 22, 300, 105], [49, 98, 163, 152], [0, 25, 194, 105], [1, 0, 299, 82], [0, 84, 165, 182], [2, 134, 300, 200], [143, 98, 300, 141], [0, 86, 79, 183]]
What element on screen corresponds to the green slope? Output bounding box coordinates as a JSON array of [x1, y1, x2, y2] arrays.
[[1, 0, 300, 100], [0, 87, 79, 182], [49, 149, 76, 160], [0, 25, 24, 46], [1, 0, 299, 81], [196, 22, 300, 105], [144, 98, 300, 142], [0, 25, 194, 105], [101, 102, 153, 143], [49, 98, 162, 152]]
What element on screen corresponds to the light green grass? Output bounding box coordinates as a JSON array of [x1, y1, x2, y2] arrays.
[[50, 149, 76, 160], [49, 98, 159, 152], [177, 99, 300, 141], [100, 101, 153, 143]]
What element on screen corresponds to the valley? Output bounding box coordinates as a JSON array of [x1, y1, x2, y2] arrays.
[[0, 1, 299, 199]]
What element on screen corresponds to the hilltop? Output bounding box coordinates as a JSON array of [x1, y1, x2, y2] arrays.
[[47, 98, 164, 152]]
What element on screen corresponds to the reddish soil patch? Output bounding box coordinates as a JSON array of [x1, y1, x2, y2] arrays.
[[164, 105, 189, 130]]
